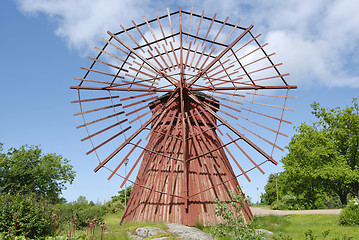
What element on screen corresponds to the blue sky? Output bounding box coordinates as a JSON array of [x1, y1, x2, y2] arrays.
[[1, 0, 358, 204]]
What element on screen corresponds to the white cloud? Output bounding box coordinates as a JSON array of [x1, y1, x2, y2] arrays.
[[16, 0, 152, 52], [16, 0, 359, 87]]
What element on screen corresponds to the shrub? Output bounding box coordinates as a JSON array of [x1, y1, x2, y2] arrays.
[[323, 194, 342, 209], [339, 198, 359, 225], [271, 195, 308, 210], [0, 193, 55, 239], [55, 196, 107, 231], [211, 187, 265, 240], [104, 198, 124, 214]]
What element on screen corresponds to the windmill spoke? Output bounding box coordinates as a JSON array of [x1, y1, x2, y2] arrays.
[[122, 96, 158, 109], [76, 112, 125, 129], [243, 100, 295, 111], [73, 103, 122, 116], [70, 85, 168, 92], [236, 124, 284, 151], [108, 31, 178, 86], [217, 137, 251, 182], [188, 92, 277, 164], [201, 13, 217, 47], [209, 16, 229, 49], [120, 149, 146, 188], [191, 85, 297, 91], [155, 12, 168, 45], [226, 133, 265, 174], [241, 107, 292, 124], [188, 25, 253, 87], [86, 126, 132, 155], [216, 19, 241, 52], [71, 96, 119, 103], [81, 119, 127, 142], [132, 20, 153, 51], [80, 67, 124, 79], [94, 92, 178, 172], [237, 115, 288, 137]]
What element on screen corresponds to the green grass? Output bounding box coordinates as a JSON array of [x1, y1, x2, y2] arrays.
[[98, 213, 177, 240], [250, 214, 359, 240], [103, 213, 359, 240]]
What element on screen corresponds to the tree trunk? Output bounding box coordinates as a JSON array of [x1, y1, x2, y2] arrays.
[[338, 191, 347, 206], [351, 181, 359, 197]]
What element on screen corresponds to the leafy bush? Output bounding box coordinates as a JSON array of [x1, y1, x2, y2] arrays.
[[271, 195, 308, 210], [339, 198, 359, 225], [323, 194, 342, 209], [211, 188, 265, 240], [55, 196, 107, 231], [0, 193, 55, 239], [107, 185, 133, 213]]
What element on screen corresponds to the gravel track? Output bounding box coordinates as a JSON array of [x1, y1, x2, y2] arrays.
[[251, 207, 342, 216]]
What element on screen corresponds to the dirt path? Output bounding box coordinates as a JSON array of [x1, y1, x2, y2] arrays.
[[250, 207, 342, 216]]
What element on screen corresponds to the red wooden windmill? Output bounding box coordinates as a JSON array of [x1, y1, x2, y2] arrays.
[[71, 6, 296, 226]]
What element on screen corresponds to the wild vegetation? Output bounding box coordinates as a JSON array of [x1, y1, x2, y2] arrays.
[[1, 99, 358, 239], [210, 187, 264, 239], [250, 214, 359, 239], [0, 144, 76, 203], [262, 99, 359, 210]]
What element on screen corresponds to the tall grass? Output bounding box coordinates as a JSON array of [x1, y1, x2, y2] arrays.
[[100, 213, 171, 240], [251, 214, 359, 239]]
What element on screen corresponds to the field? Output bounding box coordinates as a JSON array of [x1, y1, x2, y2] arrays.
[[250, 214, 359, 239], [98, 213, 359, 240], [2, 212, 357, 239], [97, 213, 359, 240]]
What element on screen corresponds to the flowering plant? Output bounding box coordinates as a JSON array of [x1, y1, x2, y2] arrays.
[[339, 197, 359, 225]]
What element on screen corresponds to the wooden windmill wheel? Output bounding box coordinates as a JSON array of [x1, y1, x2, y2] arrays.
[[71, 6, 297, 226]]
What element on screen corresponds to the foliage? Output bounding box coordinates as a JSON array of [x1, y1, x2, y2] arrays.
[[323, 194, 342, 209], [55, 196, 107, 231], [251, 214, 359, 239], [261, 173, 283, 205], [211, 188, 265, 240], [339, 198, 359, 225], [272, 234, 293, 240], [0, 193, 55, 239], [107, 185, 133, 213], [111, 185, 133, 203], [0, 144, 76, 203], [271, 195, 308, 210], [249, 215, 291, 233], [264, 99, 359, 208], [45, 234, 88, 240], [304, 229, 354, 240], [98, 219, 169, 240]]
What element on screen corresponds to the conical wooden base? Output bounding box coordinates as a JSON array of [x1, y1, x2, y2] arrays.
[[121, 94, 253, 226]]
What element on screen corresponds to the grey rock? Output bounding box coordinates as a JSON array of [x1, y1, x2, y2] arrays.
[[255, 228, 274, 235], [166, 223, 214, 240], [127, 231, 142, 239], [135, 227, 166, 238]]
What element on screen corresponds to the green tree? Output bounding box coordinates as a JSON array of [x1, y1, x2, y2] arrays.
[[261, 173, 282, 205], [0, 144, 76, 203], [111, 185, 133, 205], [311, 98, 359, 200], [279, 99, 359, 207]]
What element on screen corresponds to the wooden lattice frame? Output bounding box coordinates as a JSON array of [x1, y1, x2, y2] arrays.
[[71, 6, 297, 225]]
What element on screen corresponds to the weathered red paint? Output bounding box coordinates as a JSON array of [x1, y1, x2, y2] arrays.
[[121, 93, 253, 226]]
